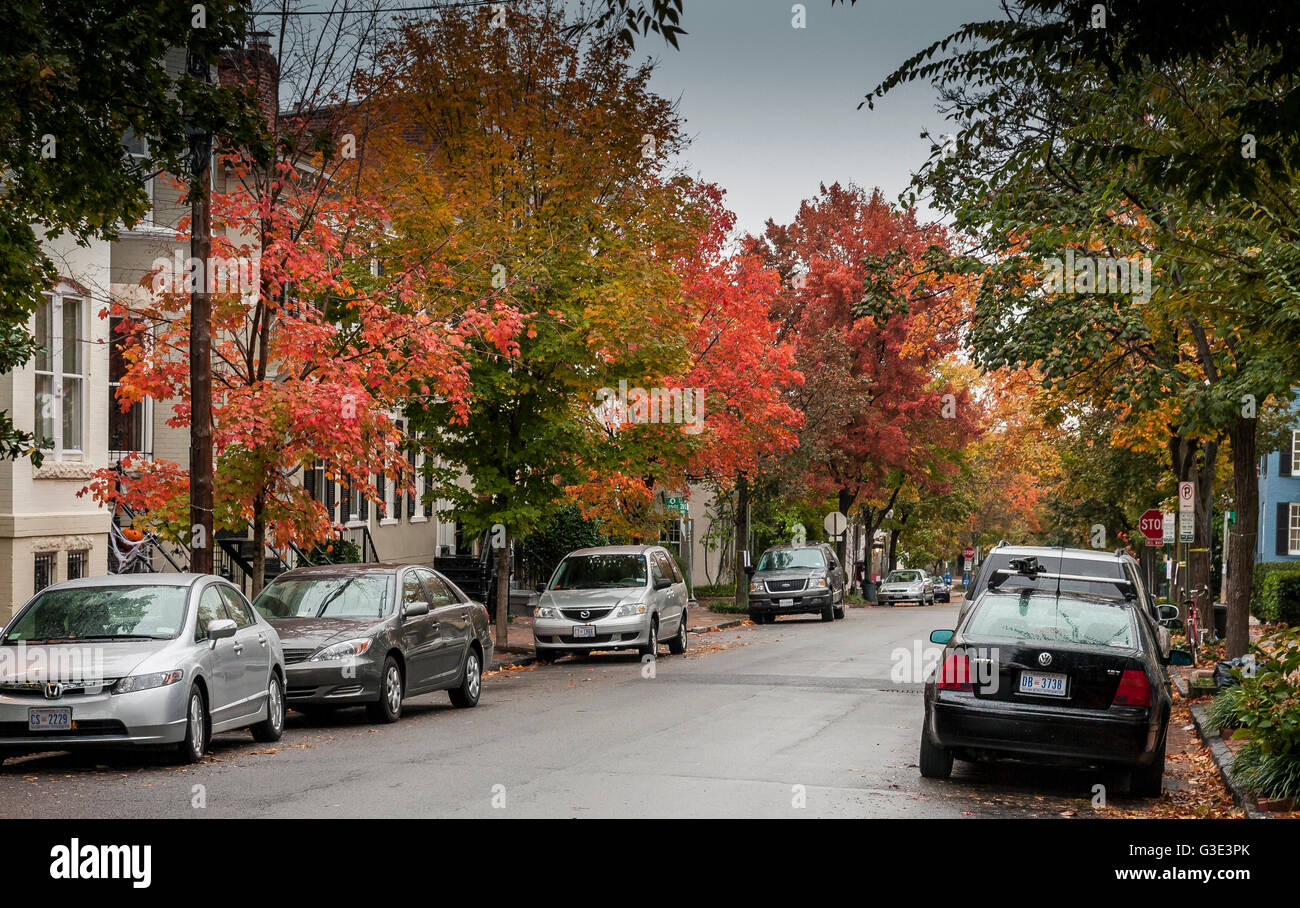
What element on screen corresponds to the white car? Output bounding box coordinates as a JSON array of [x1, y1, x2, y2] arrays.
[[876, 569, 935, 606]]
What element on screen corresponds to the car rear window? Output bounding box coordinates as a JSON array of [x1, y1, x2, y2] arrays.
[[982, 554, 1129, 598], [966, 591, 1135, 647]]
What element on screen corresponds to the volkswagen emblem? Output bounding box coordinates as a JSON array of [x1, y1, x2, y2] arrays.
[[44, 682, 64, 700], [579, 610, 590, 619], [1037, 652, 1053, 667]]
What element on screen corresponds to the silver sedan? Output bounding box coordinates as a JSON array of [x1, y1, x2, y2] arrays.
[[0, 573, 286, 766]]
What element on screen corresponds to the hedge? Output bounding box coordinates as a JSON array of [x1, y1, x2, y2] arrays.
[[1251, 561, 1300, 625]]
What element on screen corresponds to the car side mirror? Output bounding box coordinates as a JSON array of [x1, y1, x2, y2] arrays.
[[654, 577, 672, 590], [207, 618, 237, 642], [535, 584, 547, 594], [1168, 649, 1194, 667], [744, 564, 756, 577], [929, 629, 954, 645], [404, 601, 430, 618], [1156, 604, 1179, 625]]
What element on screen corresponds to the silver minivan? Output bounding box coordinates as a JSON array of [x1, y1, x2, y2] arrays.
[[532, 545, 689, 661]]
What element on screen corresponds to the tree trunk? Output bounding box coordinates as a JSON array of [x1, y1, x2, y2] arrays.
[[887, 528, 900, 572], [494, 529, 511, 646], [734, 473, 749, 610], [251, 492, 267, 598], [1226, 416, 1257, 659]]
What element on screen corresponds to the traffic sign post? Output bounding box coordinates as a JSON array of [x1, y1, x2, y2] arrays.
[[823, 511, 847, 539]]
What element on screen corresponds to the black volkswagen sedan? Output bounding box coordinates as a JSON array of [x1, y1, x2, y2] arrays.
[[252, 564, 493, 722], [919, 561, 1189, 797]]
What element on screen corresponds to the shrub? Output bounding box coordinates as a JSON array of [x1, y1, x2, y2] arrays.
[[692, 583, 737, 598], [1251, 562, 1300, 623], [1219, 628, 1300, 800]]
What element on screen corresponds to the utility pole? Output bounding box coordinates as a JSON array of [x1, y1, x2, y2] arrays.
[[186, 46, 214, 575]]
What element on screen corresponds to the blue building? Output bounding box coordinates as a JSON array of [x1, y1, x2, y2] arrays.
[[1257, 417, 1300, 564]]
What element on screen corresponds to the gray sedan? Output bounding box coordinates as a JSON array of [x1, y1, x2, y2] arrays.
[[0, 574, 286, 766], [253, 563, 493, 722]]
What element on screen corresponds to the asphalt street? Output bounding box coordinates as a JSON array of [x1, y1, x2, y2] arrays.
[[0, 604, 1161, 818]]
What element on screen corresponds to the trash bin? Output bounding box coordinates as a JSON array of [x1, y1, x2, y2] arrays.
[[1212, 601, 1228, 639]]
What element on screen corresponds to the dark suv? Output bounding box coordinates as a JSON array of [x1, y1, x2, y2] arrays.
[[747, 543, 847, 623], [964, 544, 1158, 622]]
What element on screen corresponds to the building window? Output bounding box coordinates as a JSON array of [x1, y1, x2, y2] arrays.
[[34, 552, 57, 594], [34, 291, 85, 458], [659, 520, 682, 557], [1291, 503, 1300, 556], [67, 550, 88, 581], [109, 316, 149, 459], [1293, 430, 1300, 475], [122, 130, 154, 228]]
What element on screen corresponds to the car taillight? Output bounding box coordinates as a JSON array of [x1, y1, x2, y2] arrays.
[[1112, 669, 1151, 707], [937, 653, 973, 691]]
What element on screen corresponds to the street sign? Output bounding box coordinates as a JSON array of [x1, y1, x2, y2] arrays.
[[1162, 512, 1174, 544], [1139, 508, 1164, 544], [664, 496, 688, 514], [1178, 481, 1194, 514], [962, 545, 976, 560], [963, 557, 972, 572], [1179, 511, 1194, 543], [823, 511, 847, 538]]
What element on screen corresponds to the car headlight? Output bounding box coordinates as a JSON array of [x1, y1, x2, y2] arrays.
[[113, 669, 183, 694], [309, 639, 372, 661], [749, 580, 762, 593], [534, 606, 557, 619], [810, 575, 829, 588], [614, 601, 648, 618]]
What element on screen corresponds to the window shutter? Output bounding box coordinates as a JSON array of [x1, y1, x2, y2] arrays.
[[304, 462, 317, 498], [408, 449, 418, 519], [360, 482, 369, 521], [376, 473, 386, 517], [325, 478, 335, 518], [1278, 502, 1290, 556], [1282, 447, 1293, 477]]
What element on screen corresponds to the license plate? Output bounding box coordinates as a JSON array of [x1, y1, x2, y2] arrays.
[[1018, 671, 1067, 697], [778, 598, 794, 607], [28, 707, 72, 731], [572, 625, 596, 638]]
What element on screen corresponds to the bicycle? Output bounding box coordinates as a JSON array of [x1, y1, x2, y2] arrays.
[[1181, 584, 1210, 665]]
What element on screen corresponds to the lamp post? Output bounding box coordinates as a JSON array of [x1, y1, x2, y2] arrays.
[[185, 46, 214, 575]]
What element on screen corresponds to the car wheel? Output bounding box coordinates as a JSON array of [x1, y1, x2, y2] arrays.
[[250, 673, 285, 742], [1131, 729, 1167, 798], [748, 611, 762, 625], [174, 686, 208, 764], [449, 648, 482, 708], [833, 601, 845, 619], [638, 618, 659, 658], [366, 656, 403, 724], [918, 726, 953, 779], [534, 646, 558, 663], [668, 614, 688, 655], [821, 599, 834, 622]]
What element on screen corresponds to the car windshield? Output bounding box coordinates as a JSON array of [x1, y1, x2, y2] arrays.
[[757, 548, 826, 571], [549, 554, 647, 590], [254, 576, 392, 619], [3, 585, 187, 642], [965, 591, 1135, 647], [885, 571, 924, 584]]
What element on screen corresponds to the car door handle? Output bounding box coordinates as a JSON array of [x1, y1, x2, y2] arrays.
[[232, 643, 244, 655], [257, 633, 267, 647]]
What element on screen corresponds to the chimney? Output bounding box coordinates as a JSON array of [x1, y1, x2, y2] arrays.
[[219, 31, 280, 132]]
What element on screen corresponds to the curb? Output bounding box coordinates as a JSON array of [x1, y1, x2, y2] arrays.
[[1176, 676, 1268, 819], [488, 617, 747, 670]]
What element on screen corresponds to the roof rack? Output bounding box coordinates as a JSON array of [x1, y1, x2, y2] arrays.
[[989, 565, 1137, 598]]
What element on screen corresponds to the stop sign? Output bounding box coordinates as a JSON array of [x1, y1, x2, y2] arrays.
[[962, 546, 976, 560], [1139, 508, 1165, 542]]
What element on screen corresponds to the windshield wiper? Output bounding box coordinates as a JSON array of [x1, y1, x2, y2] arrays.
[[15, 634, 169, 643]]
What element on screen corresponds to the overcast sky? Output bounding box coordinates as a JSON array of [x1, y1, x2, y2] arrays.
[[643, 0, 1001, 237]]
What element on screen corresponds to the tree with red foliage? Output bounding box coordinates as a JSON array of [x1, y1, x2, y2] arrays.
[[748, 182, 977, 569]]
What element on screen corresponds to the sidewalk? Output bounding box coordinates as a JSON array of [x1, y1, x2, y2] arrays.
[[488, 603, 747, 668]]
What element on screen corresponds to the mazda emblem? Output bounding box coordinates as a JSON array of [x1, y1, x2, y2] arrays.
[[44, 682, 64, 700], [580, 610, 590, 619], [1037, 652, 1052, 667]]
